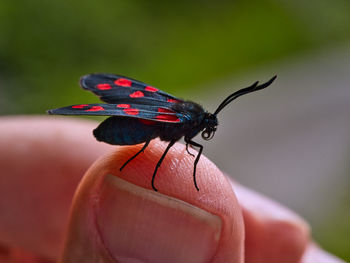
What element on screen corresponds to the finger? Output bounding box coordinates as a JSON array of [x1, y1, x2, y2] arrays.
[[231, 181, 310, 263], [0, 116, 112, 261], [301, 243, 346, 263], [61, 140, 245, 263]]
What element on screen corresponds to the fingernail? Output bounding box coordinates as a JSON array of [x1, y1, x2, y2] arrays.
[[95, 175, 222, 263]]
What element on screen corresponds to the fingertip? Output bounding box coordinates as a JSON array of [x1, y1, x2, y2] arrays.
[[62, 139, 245, 262]]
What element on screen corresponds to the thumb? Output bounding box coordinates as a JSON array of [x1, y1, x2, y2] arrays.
[[60, 140, 244, 263]]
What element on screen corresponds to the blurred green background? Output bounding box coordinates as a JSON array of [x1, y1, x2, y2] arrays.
[[1, 0, 350, 114], [1, 0, 350, 261]]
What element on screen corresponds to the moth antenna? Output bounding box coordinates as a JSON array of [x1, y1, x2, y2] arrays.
[[214, 76, 276, 115]]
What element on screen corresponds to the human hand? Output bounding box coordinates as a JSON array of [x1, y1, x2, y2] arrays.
[[0, 117, 345, 263]]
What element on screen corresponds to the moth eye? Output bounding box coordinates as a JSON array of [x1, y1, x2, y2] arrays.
[[201, 130, 210, 140], [202, 129, 215, 140]]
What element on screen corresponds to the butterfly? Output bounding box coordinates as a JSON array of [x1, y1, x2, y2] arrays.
[[48, 73, 276, 191]]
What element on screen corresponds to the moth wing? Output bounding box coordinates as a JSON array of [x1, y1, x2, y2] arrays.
[[48, 103, 184, 124], [80, 73, 183, 106]]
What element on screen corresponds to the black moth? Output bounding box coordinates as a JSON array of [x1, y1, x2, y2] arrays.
[[48, 74, 276, 191]]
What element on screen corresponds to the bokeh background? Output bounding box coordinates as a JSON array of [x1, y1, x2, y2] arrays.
[[1, 0, 349, 260]]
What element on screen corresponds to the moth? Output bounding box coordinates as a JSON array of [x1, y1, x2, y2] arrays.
[[48, 73, 276, 191]]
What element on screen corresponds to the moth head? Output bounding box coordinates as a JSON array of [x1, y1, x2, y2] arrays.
[[201, 113, 218, 141]]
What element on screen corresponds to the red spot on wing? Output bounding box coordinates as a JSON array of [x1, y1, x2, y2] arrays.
[[167, 98, 180, 103], [123, 108, 139, 115], [139, 119, 156, 125], [96, 83, 112, 90], [72, 104, 89, 109], [114, 78, 132, 87], [158, 108, 174, 113], [86, 106, 105, 112], [130, 91, 144, 98], [156, 115, 180, 123], [145, 86, 158, 92], [156, 107, 180, 123], [117, 104, 130, 108]]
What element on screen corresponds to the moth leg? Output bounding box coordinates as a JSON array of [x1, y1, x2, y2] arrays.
[[120, 140, 151, 171], [184, 139, 203, 191], [152, 140, 176, 191], [185, 143, 195, 157]]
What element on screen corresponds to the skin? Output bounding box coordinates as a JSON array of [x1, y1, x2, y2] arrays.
[[0, 116, 345, 263]]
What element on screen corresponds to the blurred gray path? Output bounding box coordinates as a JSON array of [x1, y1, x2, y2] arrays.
[[200, 46, 350, 222]]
